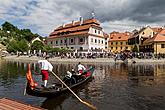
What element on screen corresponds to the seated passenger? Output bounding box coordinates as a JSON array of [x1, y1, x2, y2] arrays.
[[63, 71, 76, 85]]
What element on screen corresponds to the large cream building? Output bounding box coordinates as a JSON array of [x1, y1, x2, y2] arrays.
[[47, 17, 106, 52]]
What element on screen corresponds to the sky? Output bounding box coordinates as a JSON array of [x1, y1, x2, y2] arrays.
[[0, 0, 165, 37]]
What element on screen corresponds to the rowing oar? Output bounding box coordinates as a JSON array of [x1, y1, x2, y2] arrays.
[[51, 71, 97, 110], [23, 81, 27, 95]]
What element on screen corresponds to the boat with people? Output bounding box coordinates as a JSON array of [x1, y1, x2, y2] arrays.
[[25, 65, 95, 98]]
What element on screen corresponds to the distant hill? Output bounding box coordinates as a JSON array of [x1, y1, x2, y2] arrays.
[[0, 21, 43, 46], [0, 21, 44, 53]]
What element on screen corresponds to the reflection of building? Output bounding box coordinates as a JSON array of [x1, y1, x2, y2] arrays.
[[108, 32, 132, 53], [47, 17, 106, 52]]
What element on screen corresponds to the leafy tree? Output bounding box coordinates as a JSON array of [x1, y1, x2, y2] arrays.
[[132, 45, 139, 52], [7, 39, 19, 53], [31, 40, 44, 51], [2, 21, 19, 32], [18, 39, 29, 52], [21, 29, 34, 42]]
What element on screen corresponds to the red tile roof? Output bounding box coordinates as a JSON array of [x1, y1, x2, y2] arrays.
[[143, 29, 165, 44], [48, 18, 104, 38], [55, 18, 100, 30], [151, 27, 163, 33], [109, 32, 132, 42]]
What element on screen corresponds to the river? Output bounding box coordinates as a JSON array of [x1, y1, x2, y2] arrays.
[[0, 60, 165, 110]]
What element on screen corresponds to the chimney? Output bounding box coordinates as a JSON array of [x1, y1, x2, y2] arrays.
[[79, 16, 83, 25], [72, 20, 75, 25], [62, 23, 65, 28]]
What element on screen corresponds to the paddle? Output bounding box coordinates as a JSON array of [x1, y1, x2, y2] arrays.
[[51, 71, 97, 110], [23, 81, 27, 95]]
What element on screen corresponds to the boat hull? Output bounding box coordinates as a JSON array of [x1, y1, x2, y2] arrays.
[[26, 66, 95, 98]]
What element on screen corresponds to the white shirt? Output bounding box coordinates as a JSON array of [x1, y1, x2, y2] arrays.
[[38, 60, 53, 71], [78, 64, 86, 71]]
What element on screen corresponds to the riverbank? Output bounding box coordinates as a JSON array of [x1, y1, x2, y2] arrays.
[[2, 55, 165, 64]]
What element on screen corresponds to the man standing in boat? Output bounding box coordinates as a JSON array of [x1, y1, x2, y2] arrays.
[[38, 57, 53, 87]]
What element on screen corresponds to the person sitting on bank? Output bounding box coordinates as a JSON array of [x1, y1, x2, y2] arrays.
[[38, 57, 53, 87]]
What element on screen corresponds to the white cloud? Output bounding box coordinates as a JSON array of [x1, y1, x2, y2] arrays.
[[0, 0, 165, 36]]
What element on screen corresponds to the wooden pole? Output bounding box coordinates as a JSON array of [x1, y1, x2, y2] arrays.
[[23, 81, 27, 95], [51, 71, 96, 110]]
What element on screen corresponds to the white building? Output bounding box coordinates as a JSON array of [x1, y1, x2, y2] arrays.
[[47, 17, 107, 52]]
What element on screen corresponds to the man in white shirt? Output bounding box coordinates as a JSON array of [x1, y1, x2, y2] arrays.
[[77, 62, 86, 75], [38, 57, 53, 87]]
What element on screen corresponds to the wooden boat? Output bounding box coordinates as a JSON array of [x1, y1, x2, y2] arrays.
[[26, 66, 95, 98]]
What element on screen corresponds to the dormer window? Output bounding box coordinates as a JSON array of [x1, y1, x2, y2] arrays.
[[95, 30, 97, 33]]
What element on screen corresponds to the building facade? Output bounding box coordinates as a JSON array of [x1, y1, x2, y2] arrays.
[[108, 32, 132, 53], [47, 18, 106, 52], [143, 28, 165, 54], [128, 26, 162, 52]]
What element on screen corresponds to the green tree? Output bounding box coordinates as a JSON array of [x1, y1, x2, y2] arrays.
[[31, 40, 44, 51], [18, 39, 29, 52], [21, 29, 34, 42], [2, 21, 19, 32], [132, 45, 139, 52], [7, 39, 19, 53]]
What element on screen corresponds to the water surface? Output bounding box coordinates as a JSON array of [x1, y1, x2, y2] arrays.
[[0, 60, 165, 110]]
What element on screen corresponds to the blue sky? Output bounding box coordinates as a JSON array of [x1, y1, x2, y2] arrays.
[[0, 0, 165, 37]]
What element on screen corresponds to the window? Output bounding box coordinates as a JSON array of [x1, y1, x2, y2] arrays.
[[161, 44, 165, 48], [80, 47, 83, 50], [116, 47, 117, 50], [142, 32, 145, 35], [70, 38, 74, 43], [111, 42, 113, 45], [98, 31, 100, 34], [91, 38, 93, 42], [64, 39, 67, 43], [95, 39, 97, 43], [121, 42, 122, 45], [56, 40, 58, 44], [126, 47, 128, 49], [105, 42, 107, 45], [79, 38, 84, 43], [102, 40, 103, 44], [116, 42, 118, 45], [126, 42, 128, 45], [111, 47, 113, 49], [95, 30, 97, 33], [61, 40, 63, 44], [121, 47, 122, 49], [51, 41, 53, 44], [98, 40, 100, 44], [71, 47, 74, 49]]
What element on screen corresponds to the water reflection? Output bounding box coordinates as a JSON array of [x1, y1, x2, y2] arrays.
[[0, 60, 165, 110]]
